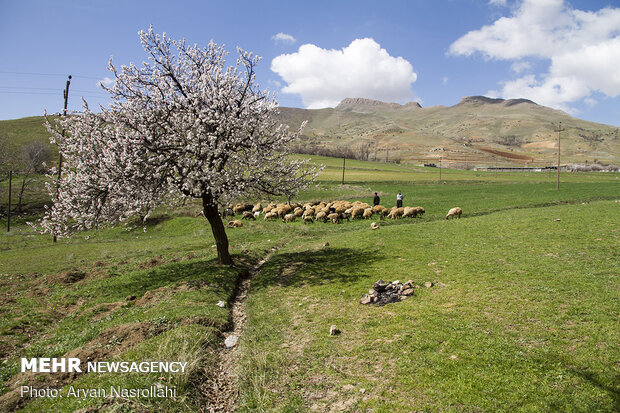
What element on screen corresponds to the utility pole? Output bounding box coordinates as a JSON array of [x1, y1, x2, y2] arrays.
[[439, 157, 442, 180], [341, 156, 346, 184], [556, 121, 564, 191], [7, 170, 12, 232], [53, 75, 71, 242]]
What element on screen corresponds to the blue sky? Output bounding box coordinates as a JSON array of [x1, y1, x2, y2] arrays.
[[1, 0, 619, 125]]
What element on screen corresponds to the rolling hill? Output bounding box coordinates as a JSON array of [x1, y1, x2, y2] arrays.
[[1, 96, 619, 169], [277, 96, 620, 168]]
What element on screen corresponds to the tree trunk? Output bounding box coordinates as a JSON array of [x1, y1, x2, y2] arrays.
[[202, 193, 233, 265], [17, 175, 28, 213]]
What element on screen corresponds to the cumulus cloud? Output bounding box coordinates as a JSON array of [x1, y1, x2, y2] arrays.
[[272, 33, 296, 44], [271, 38, 417, 108], [449, 0, 620, 110]]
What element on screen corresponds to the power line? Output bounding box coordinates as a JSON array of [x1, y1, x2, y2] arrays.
[[0, 90, 108, 99], [0, 86, 108, 96], [0, 70, 103, 80]]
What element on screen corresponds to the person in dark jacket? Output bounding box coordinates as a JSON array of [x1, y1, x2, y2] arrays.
[[373, 192, 380, 206]]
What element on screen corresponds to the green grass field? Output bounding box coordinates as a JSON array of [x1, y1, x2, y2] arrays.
[[0, 157, 618, 412]]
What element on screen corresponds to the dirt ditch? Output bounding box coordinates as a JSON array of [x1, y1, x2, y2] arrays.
[[199, 252, 275, 412]]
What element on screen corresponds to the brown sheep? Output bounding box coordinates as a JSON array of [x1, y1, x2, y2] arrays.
[[372, 205, 386, 214], [334, 205, 348, 214], [242, 211, 255, 220], [363, 208, 373, 219], [282, 213, 296, 223], [276, 204, 292, 217], [264, 212, 278, 221], [315, 211, 327, 222], [303, 215, 314, 224], [252, 203, 262, 213], [446, 207, 462, 220], [228, 220, 243, 228], [351, 207, 365, 219], [388, 207, 405, 219], [233, 204, 246, 215], [327, 213, 340, 224]]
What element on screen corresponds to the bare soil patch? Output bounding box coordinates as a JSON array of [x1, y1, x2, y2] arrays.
[[0, 321, 155, 411], [476, 146, 534, 161]]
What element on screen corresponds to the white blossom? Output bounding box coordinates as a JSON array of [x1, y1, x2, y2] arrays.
[[38, 26, 321, 264]]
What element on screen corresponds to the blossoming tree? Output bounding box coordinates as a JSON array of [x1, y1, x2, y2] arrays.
[[41, 27, 320, 265]]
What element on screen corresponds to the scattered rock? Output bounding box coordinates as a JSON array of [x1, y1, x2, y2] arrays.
[[373, 280, 388, 292], [400, 288, 415, 296], [216, 300, 226, 308], [361, 279, 420, 305], [424, 281, 434, 288], [125, 295, 136, 301], [370, 222, 379, 230], [555, 218, 561, 222], [329, 325, 340, 336], [224, 335, 239, 348], [360, 295, 372, 305], [324, 242, 330, 247]]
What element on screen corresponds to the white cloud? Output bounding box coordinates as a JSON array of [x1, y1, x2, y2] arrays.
[[510, 61, 532, 73], [272, 33, 296, 44], [442, 77, 449, 85], [271, 38, 417, 108], [449, 0, 620, 109], [99, 77, 114, 87], [488, 0, 507, 6], [584, 97, 597, 107]]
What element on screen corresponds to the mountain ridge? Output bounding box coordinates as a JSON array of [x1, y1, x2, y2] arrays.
[[277, 96, 619, 166]]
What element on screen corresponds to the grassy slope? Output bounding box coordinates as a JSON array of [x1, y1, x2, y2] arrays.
[[0, 158, 618, 411], [238, 200, 619, 412], [0, 116, 53, 150]]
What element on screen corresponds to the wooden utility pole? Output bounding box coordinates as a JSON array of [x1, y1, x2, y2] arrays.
[[439, 157, 442, 180], [556, 121, 564, 191], [341, 156, 346, 184], [53, 75, 71, 242], [7, 170, 12, 232]]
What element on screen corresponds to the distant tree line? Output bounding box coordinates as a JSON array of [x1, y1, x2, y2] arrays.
[[289, 141, 375, 161]]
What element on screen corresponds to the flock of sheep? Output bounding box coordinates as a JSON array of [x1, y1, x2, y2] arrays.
[[224, 201, 462, 228]]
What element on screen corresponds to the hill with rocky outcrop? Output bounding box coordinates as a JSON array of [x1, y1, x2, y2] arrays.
[[278, 96, 620, 167]]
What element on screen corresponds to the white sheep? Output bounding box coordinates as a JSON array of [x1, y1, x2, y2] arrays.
[[446, 207, 462, 220]]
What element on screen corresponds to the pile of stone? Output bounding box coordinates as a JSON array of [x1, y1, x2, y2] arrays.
[[360, 279, 421, 306]]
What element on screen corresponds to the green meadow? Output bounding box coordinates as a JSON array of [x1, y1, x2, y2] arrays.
[[0, 156, 618, 412]]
